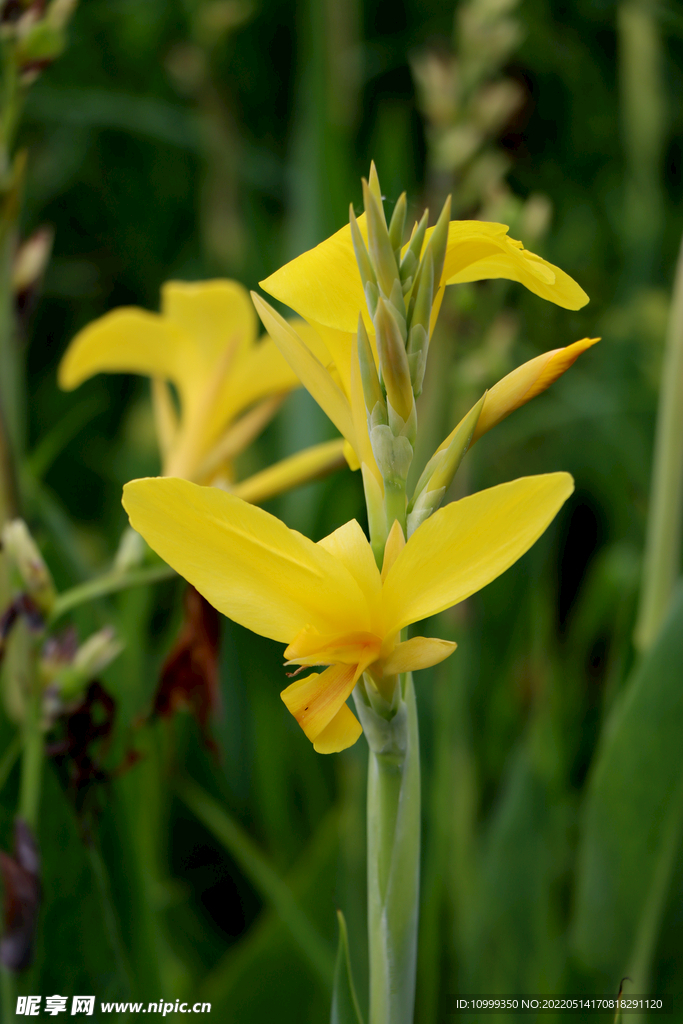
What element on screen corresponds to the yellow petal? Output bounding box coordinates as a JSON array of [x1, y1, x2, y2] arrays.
[[251, 293, 357, 445], [382, 473, 574, 632], [382, 636, 457, 675], [231, 438, 347, 505], [381, 520, 405, 583], [285, 626, 382, 667], [215, 337, 299, 422], [161, 279, 256, 366], [280, 662, 362, 743], [151, 378, 178, 464], [193, 395, 285, 485], [122, 476, 371, 642], [58, 308, 187, 391], [307, 322, 357, 398], [260, 215, 370, 334], [313, 703, 363, 753], [471, 337, 600, 443], [317, 520, 381, 610], [441, 227, 589, 310]]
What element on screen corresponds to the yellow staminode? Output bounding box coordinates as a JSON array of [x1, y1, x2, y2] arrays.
[[122, 470, 574, 754], [59, 279, 342, 492]]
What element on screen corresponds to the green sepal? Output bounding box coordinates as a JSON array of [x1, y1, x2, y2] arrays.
[[374, 297, 414, 426], [425, 195, 451, 292], [363, 179, 399, 299], [356, 317, 385, 419], [388, 192, 407, 257], [330, 910, 364, 1024], [350, 204, 377, 292], [406, 393, 485, 534], [401, 210, 429, 285]]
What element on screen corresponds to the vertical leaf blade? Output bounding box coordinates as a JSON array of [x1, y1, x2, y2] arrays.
[[331, 910, 364, 1024], [571, 583, 683, 988]]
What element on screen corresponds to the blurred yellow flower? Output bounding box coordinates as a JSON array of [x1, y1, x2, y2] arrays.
[[59, 279, 344, 499], [122, 470, 573, 753]]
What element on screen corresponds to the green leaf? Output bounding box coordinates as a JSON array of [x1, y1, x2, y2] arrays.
[[571, 583, 683, 989], [331, 910, 364, 1024]]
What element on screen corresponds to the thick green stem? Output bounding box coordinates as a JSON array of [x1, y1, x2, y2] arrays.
[[355, 673, 421, 1024], [634, 232, 683, 650], [384, 481, 407, 537]]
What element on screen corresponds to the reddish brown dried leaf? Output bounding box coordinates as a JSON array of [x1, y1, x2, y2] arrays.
[[154, 585, 221, 749]]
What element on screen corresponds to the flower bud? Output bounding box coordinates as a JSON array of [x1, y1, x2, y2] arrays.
[[470, 336, 600, 444], [388, 192, 407, 256], [374, 298, 415, 428], [350, 204, 377, 301], [1, 519, 55, 615], [362, 178, 399, 300], [356, 316, 385, 419], [401, 210, 429, 279], [369, 425, 413, 489]]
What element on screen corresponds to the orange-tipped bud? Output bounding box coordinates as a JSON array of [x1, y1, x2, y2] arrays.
[[471, 336, 600, 444]]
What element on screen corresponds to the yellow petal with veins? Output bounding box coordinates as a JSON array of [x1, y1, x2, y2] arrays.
[[280, 662, 363, 743], [382, 473, 574, 633], [317, 520, 381, 609], [122, 476, 371, 642], [382, 636, 457, 675], [313, 703, 363, 753]]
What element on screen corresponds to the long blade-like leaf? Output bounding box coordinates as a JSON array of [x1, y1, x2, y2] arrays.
[[331, 910, 364, 1024], [571, 583, 683, 989]]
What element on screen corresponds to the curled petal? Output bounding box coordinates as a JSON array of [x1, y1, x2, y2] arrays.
[[281, 662, 362, 745], [313, 703, 363, 753], [382, 636, 456, 676]]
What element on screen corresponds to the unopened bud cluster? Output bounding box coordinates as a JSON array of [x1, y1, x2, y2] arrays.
[[351, 164, 451, 503]]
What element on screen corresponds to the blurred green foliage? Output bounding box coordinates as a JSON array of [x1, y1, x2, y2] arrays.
[[2, 0, 683, 1021]]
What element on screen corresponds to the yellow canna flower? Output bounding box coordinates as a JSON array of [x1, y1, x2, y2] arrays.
[[122, 470, 574, 754], [260, 215, 589, 342], [59, 279, 343, 492], [251, 215, 591, 492]]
